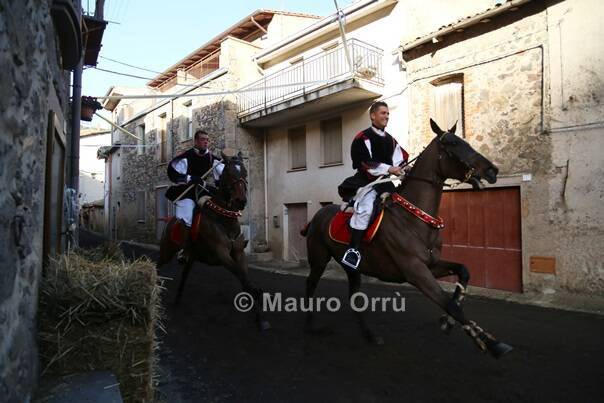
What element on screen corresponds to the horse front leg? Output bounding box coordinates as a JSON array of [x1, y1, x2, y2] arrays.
[[406, 258, 513, 358], [174, 257, 194, 305], [223, 241, 271, 332], [429, 260, 470, 333], [346, 270, 383, 345]]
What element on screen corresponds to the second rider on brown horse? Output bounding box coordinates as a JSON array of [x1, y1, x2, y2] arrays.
[[165, 129, 224, 262], [339, 101, 409, 270]]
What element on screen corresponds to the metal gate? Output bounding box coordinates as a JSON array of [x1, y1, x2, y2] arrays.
[[439, 187, 522, 292]]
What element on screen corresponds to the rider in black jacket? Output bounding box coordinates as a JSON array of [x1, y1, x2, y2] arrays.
[[166, 129, 223, 261]]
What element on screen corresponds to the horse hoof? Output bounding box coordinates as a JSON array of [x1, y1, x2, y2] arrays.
[[489, 342, 514, 359], [258, 320, 272, 331], [439, 315, 455, 334]]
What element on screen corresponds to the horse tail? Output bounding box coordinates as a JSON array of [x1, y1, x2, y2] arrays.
[[300, 222, 310, 237]]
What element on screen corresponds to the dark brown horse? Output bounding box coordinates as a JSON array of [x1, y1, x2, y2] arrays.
[[158, 152, 270, 330], [302, 119, 512, 358]]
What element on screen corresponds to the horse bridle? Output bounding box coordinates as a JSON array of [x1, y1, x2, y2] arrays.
[[220, 164, 248, 210], [404, 133, 477, 188]]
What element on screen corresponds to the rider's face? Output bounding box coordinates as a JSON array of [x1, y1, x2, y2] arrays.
[[195, 135, 209, 150], [370, 106, 389, 130]]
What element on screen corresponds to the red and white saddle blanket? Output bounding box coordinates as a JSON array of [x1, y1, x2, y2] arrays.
[[328, 209, 385, 245], [169, 212, 203, 246]]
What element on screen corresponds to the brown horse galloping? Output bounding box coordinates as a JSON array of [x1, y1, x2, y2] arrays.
[[158, 152, 270, 330], [302, 119, 512, 358]]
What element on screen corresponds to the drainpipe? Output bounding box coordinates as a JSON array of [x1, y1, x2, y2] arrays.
[[70, 60, 82, 197], [263, 129, 269, 245], [69, 8, 84, 247], [250, 16, 268, 34]]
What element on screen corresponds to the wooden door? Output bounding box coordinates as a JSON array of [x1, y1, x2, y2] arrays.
[[43, 111, 66, 260], [440, 187, 522, 292], [286, 203, 307, 262]]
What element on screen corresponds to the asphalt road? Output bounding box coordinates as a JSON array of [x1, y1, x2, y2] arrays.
[[151, 256, 604, 403]]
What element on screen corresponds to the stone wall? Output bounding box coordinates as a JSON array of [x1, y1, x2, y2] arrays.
[[0, 0, 73, 401], [403, 0, 604, 295], [111, 74, 267, 247]]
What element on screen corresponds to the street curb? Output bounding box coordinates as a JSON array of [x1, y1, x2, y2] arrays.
[[89, 231, 604, 317], [249, 261, 604, 316]]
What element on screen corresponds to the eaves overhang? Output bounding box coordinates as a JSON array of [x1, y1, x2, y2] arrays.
[[399, 0, 532, 53]]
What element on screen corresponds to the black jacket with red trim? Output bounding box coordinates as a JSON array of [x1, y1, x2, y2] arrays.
[[165, 147, 218, 201]]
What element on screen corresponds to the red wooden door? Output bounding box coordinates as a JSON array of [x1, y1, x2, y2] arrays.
[[439, 187, 522, 292]]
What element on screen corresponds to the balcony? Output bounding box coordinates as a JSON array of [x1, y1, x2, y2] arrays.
[[158, 51, 220, 92], [238, 39, 384, 127]]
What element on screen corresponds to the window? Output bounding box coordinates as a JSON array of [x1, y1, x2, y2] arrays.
[[136, 124, 146, 155], [137, 191, 146, 223], [155, 186, 172, 240], [431, 75, 464, 137], [158, 114, 168, 163], [115, 153, 121, 181], [320, 117, 342, 165], [184, 101, 193, 140], [288, 126, 306, 170]]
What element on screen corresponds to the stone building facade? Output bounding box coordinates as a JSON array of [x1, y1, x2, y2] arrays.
[[0, 0, 81, 400], [102, 11, 321, 249], [400, 0, 604, 296]]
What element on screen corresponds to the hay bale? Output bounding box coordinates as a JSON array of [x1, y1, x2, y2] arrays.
[[38, 247, 163, 402]]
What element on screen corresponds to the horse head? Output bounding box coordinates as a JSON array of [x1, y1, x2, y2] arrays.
[[219, 150, 248, 211], [430, 119, 498, 189]]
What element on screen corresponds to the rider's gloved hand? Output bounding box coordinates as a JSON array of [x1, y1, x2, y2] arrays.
[[388, 166, 403, 176], [189, 175, 205, 187]]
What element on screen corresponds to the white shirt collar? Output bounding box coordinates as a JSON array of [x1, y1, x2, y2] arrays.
[[371, 125, 386, 137]]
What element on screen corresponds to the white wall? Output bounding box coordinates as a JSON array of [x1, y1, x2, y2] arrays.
[[260, 2, 411, 258], [79, 132, 111, 203]]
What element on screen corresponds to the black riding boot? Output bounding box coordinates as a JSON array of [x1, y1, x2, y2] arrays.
[[341, 229, 365, 270], [177, 225, 192, 264]]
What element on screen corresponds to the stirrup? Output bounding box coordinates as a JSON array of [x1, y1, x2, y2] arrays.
[[341, 248, 361, 270]]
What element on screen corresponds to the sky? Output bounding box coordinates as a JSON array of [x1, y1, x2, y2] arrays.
[[83, 0, 355, 127]]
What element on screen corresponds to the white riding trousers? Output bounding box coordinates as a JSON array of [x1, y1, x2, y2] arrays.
[[350, 189, 377, 230], [174, 198, 195, 227]]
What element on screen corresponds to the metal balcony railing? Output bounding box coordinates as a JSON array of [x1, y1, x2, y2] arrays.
[[238, 39, 384, 115]]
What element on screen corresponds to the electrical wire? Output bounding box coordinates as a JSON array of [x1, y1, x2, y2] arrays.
[[91, 66, 156, 81], [89, 66, 212, 88], [99, 55, 164, 74], [88, 78, 334, 100]]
